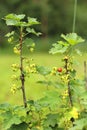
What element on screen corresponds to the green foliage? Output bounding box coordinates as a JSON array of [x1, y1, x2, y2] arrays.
[[4, 13, 40, 27], [61, 33, 84, 45], [4, 13, 40, 95], [37, 90, 61, 109], [4, 14, 25, 26], [24, 38, 35, 47], [8, 122, 28, 130], [1, 12, 87, 130], [26, 28, 41, 36], [5, 31, 15, 37], [69, 118, 87, 130], [1, 0, 87, 48], [36, 66, 51, 76], [49, 43, 68, 54], [43, 113, 59, 130], [49, 33, 85, 54], [0, 104, 26, 130]]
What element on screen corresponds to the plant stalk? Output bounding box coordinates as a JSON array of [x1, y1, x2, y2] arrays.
[[72, 0, 77, 32], [20, 27, 27, 109], [64, 57, 73, 107], [84, 61, 87, 90]]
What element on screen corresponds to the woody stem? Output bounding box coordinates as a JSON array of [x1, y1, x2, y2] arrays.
[[19, 27, 27, 109], [64, 57, 73, 107]]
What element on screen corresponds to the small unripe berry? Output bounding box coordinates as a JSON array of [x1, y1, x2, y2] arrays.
[[30, 48, 34, 52], [8, 36, 14, 43], [32, 43, 35, 47], [14, 47, 20, 54]]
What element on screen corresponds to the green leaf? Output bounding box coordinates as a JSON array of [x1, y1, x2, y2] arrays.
[[5, 19, 19, 26], [5, 14, 25, 26], [26, 28, 41, 36], [4, 14, 40, 27], [69, 118, 87, 130], [50, 33, 85, 55], [0, 103, 11, 111], [18, 22, 28, 27], [5, 14, 25, 20], [58, 41, 69, 46], [49, 43, 68, 54], [7, 122, 28, 130], [81, 91, 87, 100], [37, 90, 61, 109], [43, 127, 52, 130], [61, 33, 85, 45], [36, 66, 51, 76], [43, 113, 59, 128], [28, 17, 40, 26], [3, 114, 22, 130], [5, 31, 15, 37], [37, 80, 52, 86], [24, 38, 35, 47], [31, 128, 38, 130], [53, 82, 65, 88], [70, 69, 76, 78]]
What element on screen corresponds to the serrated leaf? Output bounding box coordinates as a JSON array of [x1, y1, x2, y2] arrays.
[[28, 17, 40, 26], [37, 90, 61, 108], [61, 33, 85, 45], [27, 99, 35, 104], [26, 27, 41, 36], [36, 66, 51, 76], [19, 22, 28, 27], [24, 38, 34, 47], [3, 114, 21, 130], [0, 103, 11, 111], [6, 19, 19, 26], [49, 43, 68, 54], [4, 14, 40, 27], [58, 41, 69, 46], [7, 122, 28, 130], [69, 118, 87, 130], [43, 113, 59, 128], [5, 14, 25, 26], [5, 14, 25, 20]]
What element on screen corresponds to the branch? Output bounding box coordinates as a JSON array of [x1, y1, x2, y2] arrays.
[[19, 27, 27, 109], [64, 56, 73, 107]]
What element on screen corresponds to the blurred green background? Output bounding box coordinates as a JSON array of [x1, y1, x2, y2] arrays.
[[0, 0, 87, 49], [0, 0, 87, 105]]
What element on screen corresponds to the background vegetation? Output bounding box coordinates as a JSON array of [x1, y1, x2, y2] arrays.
[[0, 1, 87, 129], [0, 49, 87, 105], [0, 0, 87, 49]]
